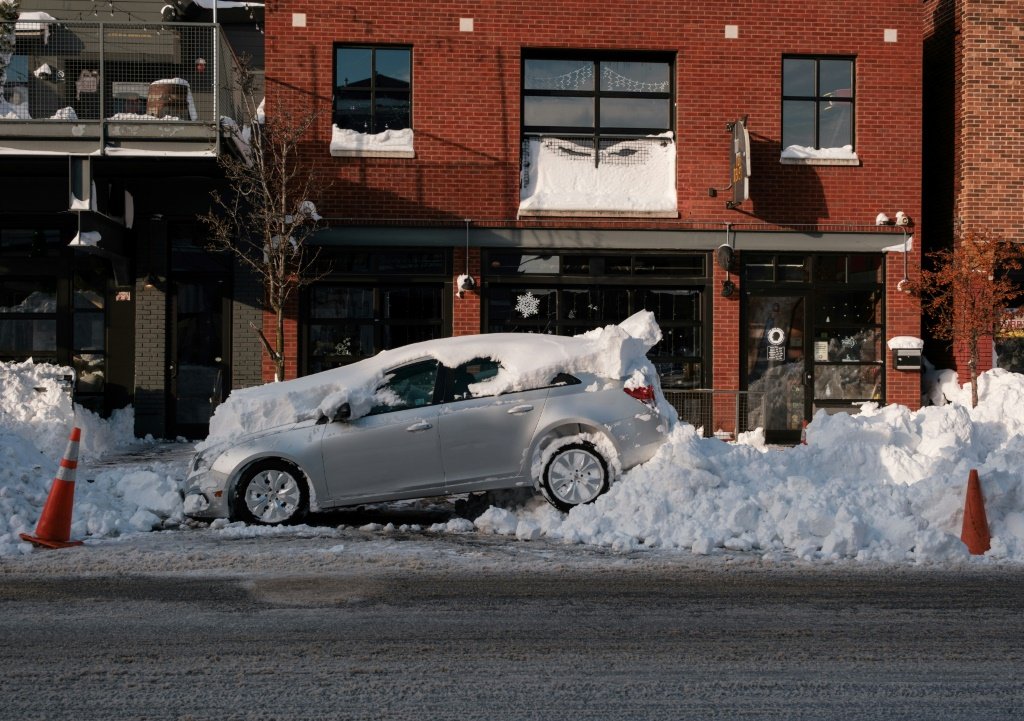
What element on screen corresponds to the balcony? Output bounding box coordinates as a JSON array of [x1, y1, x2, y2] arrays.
[[0, 21, 246, 156]]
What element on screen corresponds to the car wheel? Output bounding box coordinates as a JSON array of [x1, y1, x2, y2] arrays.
[[540, 442, 609, 512], [232, 460, 309, 525]]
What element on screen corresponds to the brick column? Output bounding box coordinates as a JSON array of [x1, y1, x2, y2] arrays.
[[452, 246, 481, 336], [133, 217, 168, 438], [712, 260, 741, 434], [886, 248, 923, 410]]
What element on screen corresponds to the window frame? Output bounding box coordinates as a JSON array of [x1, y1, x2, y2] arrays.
[[521, 49, 675, 141], [780, 55, 856, 156], [332, 43, 413, 135]]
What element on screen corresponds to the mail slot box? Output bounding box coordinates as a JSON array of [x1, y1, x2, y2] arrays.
[[893, 348, 923, 371]]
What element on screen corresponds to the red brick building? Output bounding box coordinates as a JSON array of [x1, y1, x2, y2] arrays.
[[923, 0, 1024, 380], [264, 0, 924, 442]]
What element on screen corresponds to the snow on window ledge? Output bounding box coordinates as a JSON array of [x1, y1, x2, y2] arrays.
[[518, 133, 678, 218], [780, 144, 860, 166], [330, 126, 415, 158]]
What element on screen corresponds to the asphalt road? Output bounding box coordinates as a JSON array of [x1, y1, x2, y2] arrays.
[[2, 534, 1023, 721]]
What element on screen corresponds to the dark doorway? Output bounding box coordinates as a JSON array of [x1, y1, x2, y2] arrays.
[[169, 277, 227, 439]]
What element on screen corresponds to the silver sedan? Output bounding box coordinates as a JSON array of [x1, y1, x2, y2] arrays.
[[183, 345, 669, 525]]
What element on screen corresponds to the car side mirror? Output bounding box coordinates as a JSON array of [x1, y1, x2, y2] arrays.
[[333, 403, 351, 422]]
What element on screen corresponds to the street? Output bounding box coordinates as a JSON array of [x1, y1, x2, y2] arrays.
[[1, 529, 1022, 720]]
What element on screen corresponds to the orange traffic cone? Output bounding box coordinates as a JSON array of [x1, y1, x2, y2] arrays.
[[19, 427, 84, 549], [960, 468, 991, 555]]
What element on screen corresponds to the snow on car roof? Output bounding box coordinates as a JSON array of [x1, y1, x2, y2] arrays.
[[201, 311, 663, 447]]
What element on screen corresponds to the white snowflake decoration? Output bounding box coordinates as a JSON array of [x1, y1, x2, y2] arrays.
[[515, 291, 541, 318]]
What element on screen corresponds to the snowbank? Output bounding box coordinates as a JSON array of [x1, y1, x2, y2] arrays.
[[0, 360, 179, 556], [476, 369, 1024, 564]]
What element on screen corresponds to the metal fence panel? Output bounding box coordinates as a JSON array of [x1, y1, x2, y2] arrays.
[[663, 389, 767, 440]]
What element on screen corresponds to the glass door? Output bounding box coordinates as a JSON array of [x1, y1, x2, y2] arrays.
[[744, 294, 810, 443]]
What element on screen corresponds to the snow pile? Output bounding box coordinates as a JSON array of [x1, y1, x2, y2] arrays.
[[330, 126, 414, 156], [519, 133, 677, 214], [475, 369, 1024, 564], [0, 360, 182, 556], [781, 144, 859, 161], [202, 311, 666, 448]]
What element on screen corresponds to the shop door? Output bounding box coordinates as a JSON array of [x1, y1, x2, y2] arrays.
[[744, 294, 811, 444], [170, 278, 226, 439]]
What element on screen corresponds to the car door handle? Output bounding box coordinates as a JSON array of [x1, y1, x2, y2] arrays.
[[507, 404, 534, 415], [406, 421, 433, 432]]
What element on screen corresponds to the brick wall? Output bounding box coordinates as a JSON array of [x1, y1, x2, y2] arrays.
[[261, 294, 300, 382], [452, 246, 481, 336], [268, 0, 922, 229], [231, 261, 265, 390], [924, 0, 1018, 381]]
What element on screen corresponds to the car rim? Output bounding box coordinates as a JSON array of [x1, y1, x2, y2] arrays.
[[548, 448, 605, 506], [244, 469, 302, 524]]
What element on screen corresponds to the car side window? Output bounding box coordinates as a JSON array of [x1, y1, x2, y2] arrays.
[[447, 358, 501, 401], [369, 359, 440, 415]]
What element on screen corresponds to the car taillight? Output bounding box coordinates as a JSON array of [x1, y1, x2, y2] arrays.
[[624, 385, 656, 407]]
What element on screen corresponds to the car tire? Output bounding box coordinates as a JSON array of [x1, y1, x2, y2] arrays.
[[540, 442, 609, 513], [231, 460, 309, 525]]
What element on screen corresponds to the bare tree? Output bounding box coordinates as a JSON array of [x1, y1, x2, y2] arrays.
[[0, 1, 18, 99], [913, 227, 1024, 407], [202, 63, 327, 382]]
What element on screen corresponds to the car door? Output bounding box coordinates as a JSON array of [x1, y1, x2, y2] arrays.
[[320, 358, 445, 503], [436, 358, 550, 492]]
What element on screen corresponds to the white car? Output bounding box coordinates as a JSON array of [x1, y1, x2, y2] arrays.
[[184, 321, 671, 525]]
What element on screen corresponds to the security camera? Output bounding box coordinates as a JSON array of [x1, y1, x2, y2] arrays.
[[895, 211, 911, 227]]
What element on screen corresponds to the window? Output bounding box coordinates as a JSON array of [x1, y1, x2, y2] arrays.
[[0, 278, 58, 362], [369, 360, 440, 415], [333, 45, 411, 133], [446, 358, 501, 402], [484, 251, 707, 390], [522, 52, 672, 138], [781, 56, 855, 154], [519, 52, 676, 216]]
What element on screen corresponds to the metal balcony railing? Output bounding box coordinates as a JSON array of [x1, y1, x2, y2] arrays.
[[663, 389, 767, 440], [0, 21, 247, 155]]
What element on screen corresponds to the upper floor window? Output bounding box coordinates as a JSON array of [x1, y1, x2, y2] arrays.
[[333, 45, 411, 134], [519, 52, 677, 217], [781, 57, 856, 164], [522, 52, 672, 138]]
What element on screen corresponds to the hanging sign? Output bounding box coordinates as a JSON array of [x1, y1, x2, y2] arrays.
[[729, 116, 751, 209]]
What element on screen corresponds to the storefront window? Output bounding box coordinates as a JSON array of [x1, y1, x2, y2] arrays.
[[306, 284, 445, 374], [0, 279, 58, 358], [485, 251, 708, 390]]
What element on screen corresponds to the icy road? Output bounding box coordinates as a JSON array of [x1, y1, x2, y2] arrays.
[[1, 529, 1022, 721]]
